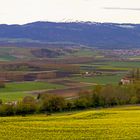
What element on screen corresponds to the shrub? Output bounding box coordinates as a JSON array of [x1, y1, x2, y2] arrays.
[[39, 94, 66, 112], [0, 81, 5, 88], [0, 99, 2, 105], [130, 96, 139, 104], [15, 102, 36, 116], [0, 104, 14, 116], [65, 101, 74, 111], [15, 97, 37, 116]]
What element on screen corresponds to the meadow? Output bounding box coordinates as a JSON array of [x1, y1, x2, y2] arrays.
[[0, 81, 64, 102], [72, 74, 124, 85], [79, 61, 140, 71], [0, 92, 31, 102], [0, 47, 35, 61], [0, 105, 140, 139], [0, 81, 64, 92]]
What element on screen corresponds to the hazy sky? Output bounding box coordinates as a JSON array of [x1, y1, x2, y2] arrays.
[[0, 0, 140, 24]]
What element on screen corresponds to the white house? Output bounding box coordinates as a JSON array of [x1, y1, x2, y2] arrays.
[[120, 78, 132, 85]]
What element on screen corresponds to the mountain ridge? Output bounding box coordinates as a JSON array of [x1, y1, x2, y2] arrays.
[[0, 21, 140, 48]]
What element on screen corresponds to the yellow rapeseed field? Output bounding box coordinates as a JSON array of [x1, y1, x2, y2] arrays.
[[0, 106, 140, 140]]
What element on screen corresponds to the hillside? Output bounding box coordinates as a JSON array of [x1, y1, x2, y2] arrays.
[[0, 106, 140, 140], [0, 22, 140, 48]]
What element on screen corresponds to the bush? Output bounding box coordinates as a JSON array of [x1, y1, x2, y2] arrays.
[[39, 94, 66, 112], [65, 101, 74, 111], [92, 93, 100, 107], [15, 97, 37, 115], [0, 99, 2, 105], [22, 96, 36, 104], [15, 102, 36, 116], [0, 104, 14, 116], [74, 98, 89, 109], [0, 81, 5, 88], [130, 96, 139, 104]]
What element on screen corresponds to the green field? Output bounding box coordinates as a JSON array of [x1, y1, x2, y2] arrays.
[[0, 81, 64, 102], [0, 92, 33, 102], [107, 61, 140, 67], [72, 74, 123, 85], [79, 61, 140, 71], [0, 55, 17, 61], [0, 47, 35, 61], [0, 106, 140, 139], [0, 81, 64, 92], [70, 48, 100, 57]]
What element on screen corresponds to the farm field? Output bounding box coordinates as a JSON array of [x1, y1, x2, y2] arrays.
[[32, 79, 95, 98], [79, 61, 140, 71], [71, 74, 124, 85], [0, 47, 35, 61], [67, 48, 101, 57], [0, 105, 140, 139], [0, 81, 64, 92], [107, 61, 140, 67], [0, 91, 32, 102], [0, 81, 65, 102]]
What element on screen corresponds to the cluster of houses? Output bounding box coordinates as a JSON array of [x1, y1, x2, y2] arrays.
[[82, 71, 102, 77]]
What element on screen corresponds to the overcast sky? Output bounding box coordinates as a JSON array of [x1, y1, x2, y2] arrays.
[[0, 0, 140, 24]]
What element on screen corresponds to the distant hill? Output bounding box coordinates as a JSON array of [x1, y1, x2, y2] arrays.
[[0, 21, 140, 48]]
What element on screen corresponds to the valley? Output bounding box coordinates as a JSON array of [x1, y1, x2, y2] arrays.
[[1, 0, 140, 139], [0, 45, 139, 103]]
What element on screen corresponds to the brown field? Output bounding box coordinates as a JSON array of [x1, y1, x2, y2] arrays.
[[28, 79, 95, 98]]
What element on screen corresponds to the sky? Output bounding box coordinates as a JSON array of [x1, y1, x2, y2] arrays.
[[0, 0, 140, 24]]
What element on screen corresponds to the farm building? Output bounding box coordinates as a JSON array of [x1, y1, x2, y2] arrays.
[[120, 78, 134, 85], [82, 71, 102, 77]]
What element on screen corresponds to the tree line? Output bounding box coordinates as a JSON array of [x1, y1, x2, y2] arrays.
[[0, 83, 140, 116]]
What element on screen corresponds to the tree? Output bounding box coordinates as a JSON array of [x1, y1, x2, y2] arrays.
[[66, 101, 73, 111], [15, 96, 37, 116], [0, 81, 5, 88], [23, 96, 36, 104], [136, 68, 140, 80], [74, 97, 90, 109], [74, 90, 93, 109], [130, 96, 139, 104], [0, 104, 14, 116], [0, 99, 2, 105], [129, 68, 140, 80], [39, 94, 66, 112], [92, 93, 100, 107]]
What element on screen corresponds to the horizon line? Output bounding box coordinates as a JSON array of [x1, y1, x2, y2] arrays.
[[0, 20, 140, 25]]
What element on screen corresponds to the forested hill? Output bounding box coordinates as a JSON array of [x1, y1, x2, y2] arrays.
[[0, 21, 140, 48]]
